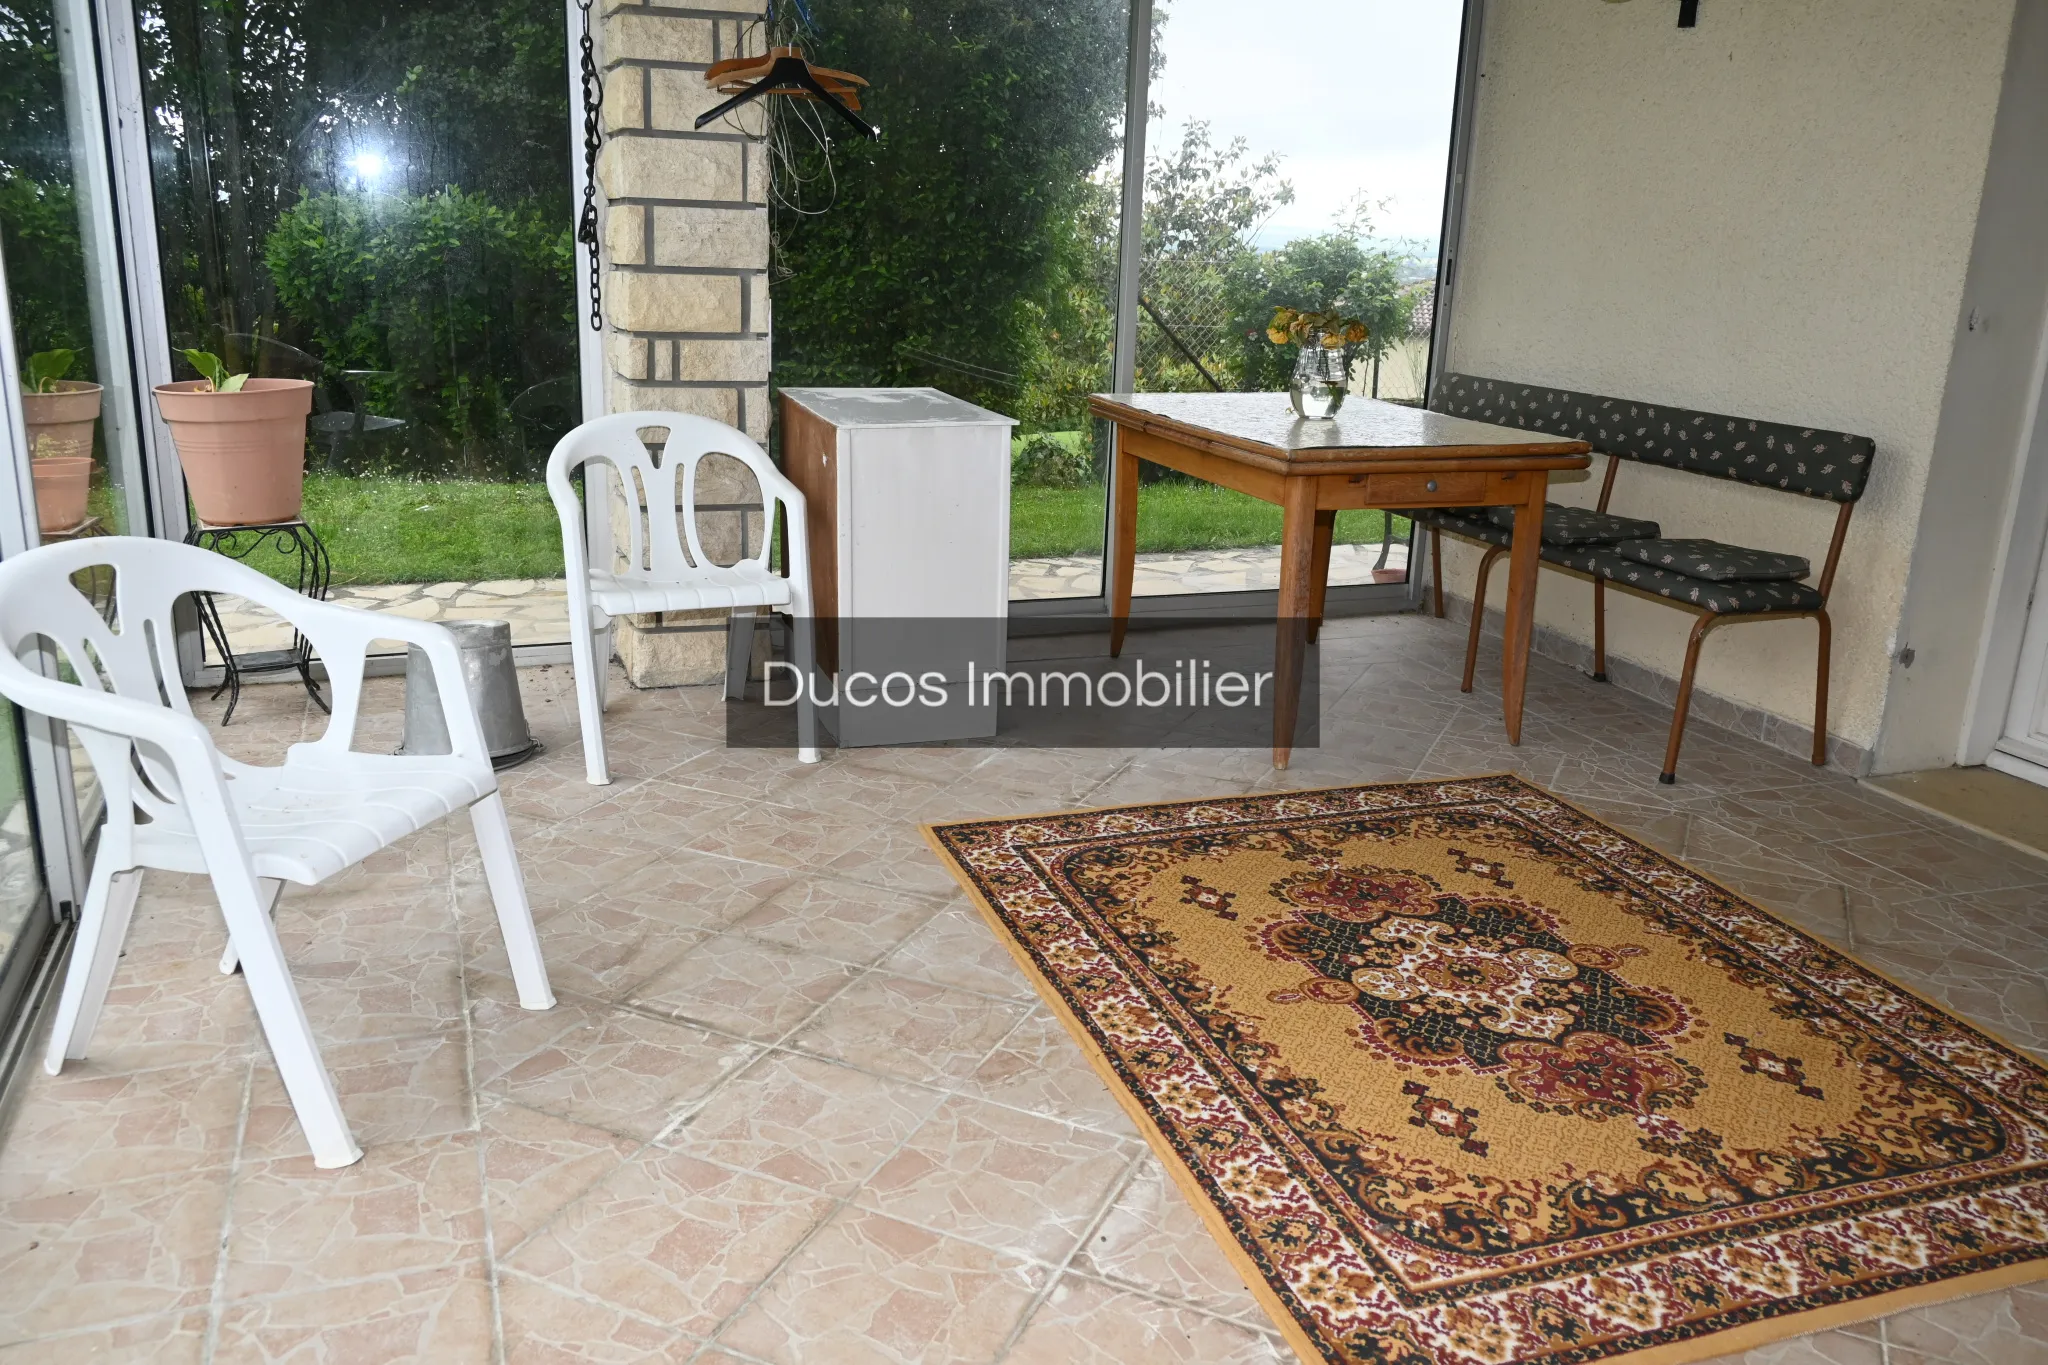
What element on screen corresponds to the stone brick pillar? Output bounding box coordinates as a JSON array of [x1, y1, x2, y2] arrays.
[[595, 1, 772, 686]]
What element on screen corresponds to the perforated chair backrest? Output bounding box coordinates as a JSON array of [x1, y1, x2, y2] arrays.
[[1430, 373, 1876, 504], [544, 410, 806, 593], [0, 539, 270, 849]]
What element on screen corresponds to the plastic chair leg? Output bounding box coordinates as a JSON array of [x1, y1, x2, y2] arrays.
[[471, 792, 555, 1010], [43, 862, 142, 1074], [216, 859, 360, 1168], [218, 877, 284, 976], [570, 615, 611, 785], [791, 612, 821, 764]]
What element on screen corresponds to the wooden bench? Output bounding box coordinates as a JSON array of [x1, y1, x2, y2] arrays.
[[1418, 374, 1875, 783]]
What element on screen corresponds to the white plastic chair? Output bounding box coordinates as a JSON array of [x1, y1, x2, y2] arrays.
[[0, 538, 555, 1169], [546, 412, 819, 784]]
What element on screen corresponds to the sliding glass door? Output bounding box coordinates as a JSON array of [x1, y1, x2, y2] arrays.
[[0, 0, 113, 1059], [130, 0, 582, 653], [1127, 0, 1461, 598], [768, 0, 1467, 608]]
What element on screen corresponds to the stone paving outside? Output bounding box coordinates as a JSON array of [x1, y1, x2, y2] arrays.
[[207, 543, 1410, 656]]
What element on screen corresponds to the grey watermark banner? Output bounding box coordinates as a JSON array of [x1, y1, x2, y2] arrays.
[[725, 617, 1320, 750]]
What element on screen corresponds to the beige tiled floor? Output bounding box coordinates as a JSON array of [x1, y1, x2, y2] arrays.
[[2, 611, 2046, 1363]]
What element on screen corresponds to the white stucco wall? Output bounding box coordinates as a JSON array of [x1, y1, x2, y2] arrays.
[[1443, 0, 2018, 755]]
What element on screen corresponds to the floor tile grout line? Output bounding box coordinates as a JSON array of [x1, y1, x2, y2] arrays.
[[475, 942, 887, 1266], [493, 1264, 692, 1343], [690, 984, 1069, 1362], [453, 850, 510, 1365], [198, 1056, 254, 1365], [1057, 1262, 1288, 1339], [686, 1189, 860, 1357], [990, 1145, 1148, 1363]]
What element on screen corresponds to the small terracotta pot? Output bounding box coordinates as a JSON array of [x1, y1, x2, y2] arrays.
[[21, 380, 103, 461], [153, 377, 313, 526], [1371, 568, 1407, 584], [30, 456, 94, 534]]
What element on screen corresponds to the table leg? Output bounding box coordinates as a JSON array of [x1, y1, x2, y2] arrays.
[[1499, 474, 1549, 745], [1273, 478, 1318, 769], [1108, 437, 1139, 657], [1305, 509, 1336, 644]]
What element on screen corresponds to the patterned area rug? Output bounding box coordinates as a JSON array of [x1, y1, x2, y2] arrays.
[[923, 776, 2048, 1365]]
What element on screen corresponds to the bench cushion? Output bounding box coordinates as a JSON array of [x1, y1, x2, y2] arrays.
[[1419, 505, 1656, 550], [1432, 374, 1875, 503], [1547, 544, 1824, 614], [1415, 508, 1508, 547], [1483, 503, 1661, 545], [1609, 538, 1810, 583]]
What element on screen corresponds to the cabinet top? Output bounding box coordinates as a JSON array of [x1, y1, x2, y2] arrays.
[[780, 387, 1016, 429]]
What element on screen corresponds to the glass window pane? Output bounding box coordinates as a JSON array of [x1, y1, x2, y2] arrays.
[[1131, 0, 1462, 597], [2, 0, 151, 543], [761, 0, 1131, 603], [132, 0, 579, 650], [0, 702, 49, 1025], [0, 0, 80, 1034]]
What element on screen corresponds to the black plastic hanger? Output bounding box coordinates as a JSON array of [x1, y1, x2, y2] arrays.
[[695, 47, 878, 139]]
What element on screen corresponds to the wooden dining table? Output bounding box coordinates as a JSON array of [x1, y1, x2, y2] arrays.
[[1088, 392, 1593, 768]]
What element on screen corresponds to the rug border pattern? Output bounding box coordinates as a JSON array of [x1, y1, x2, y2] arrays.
[[922, 775, 2048, 1365]]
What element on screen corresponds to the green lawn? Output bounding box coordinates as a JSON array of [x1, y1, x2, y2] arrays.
[[1012, 483, 1409, 559], [225, 474, 1408, 587], [301, 475, 565, 586]]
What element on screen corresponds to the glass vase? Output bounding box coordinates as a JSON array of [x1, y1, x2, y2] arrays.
[[1290, 345, 1350, 420]]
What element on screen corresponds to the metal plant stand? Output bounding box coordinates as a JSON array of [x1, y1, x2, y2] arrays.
[[186, 519, 333, 724]]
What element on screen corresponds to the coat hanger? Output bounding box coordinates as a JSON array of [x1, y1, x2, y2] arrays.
[[696, 45, 878, 138], [703, 49, 866, 107]]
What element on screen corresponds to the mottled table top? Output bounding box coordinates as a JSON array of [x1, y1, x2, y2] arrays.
[[1090, 391, 1591, 459]]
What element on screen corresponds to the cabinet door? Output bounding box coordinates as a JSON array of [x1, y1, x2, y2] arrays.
[[844, 425, 1010, 619]]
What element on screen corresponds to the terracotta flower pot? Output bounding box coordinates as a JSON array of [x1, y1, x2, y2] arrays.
[[153, 377, 313, 527], [21, 380, 102, 461], [30, 456, 93, 534]]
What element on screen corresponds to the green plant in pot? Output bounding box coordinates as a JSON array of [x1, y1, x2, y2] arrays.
[[19, 349, 99, 535], [153, 348, 315, 527]]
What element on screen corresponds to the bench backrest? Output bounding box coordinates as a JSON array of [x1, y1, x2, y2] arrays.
[[1431, 373, 1874, 504]]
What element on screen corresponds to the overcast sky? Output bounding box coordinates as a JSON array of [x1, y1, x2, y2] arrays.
[[1146, 0, 1464, 250]]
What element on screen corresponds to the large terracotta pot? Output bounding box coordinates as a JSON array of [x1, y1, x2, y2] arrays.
[[20, 380, 102, 460], [30, 456, 93, 534], [153, 377, 313, 526]]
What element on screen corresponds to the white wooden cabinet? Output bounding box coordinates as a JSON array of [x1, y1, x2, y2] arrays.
[[780, 388, 1014, 743]]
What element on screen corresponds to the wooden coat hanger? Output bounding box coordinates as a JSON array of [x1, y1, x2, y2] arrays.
[[696, 45, 878, 138]]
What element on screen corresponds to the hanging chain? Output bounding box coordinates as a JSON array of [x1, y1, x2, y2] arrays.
[[576, 0, 604, 331]]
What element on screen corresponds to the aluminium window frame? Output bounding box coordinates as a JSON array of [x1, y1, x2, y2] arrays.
[[0, 200, 88, 1069]]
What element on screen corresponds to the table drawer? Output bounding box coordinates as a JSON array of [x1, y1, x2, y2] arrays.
[[1350, 471, 1493, 505]]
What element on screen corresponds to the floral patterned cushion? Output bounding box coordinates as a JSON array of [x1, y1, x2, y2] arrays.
[[1545, 544, 1824, 614], [1431, 374, 1875, 503], [1481, 503, 1661, 545], [1609, 538, 1810, 582]]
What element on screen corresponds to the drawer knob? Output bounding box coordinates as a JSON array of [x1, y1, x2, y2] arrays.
[[1425, 479, 1438, 492]]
